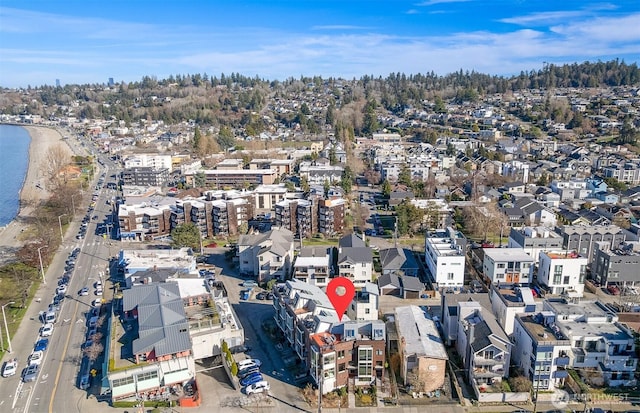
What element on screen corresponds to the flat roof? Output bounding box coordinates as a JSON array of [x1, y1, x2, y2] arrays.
[[395, 305, 447, 360], [518, 315, 571, 344], [483, 248, 534, 262]]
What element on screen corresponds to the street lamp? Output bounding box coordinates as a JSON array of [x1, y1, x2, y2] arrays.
[[37, 245, 47, 284], [58, 213, 68, 242], [2, 301, 15, 353]]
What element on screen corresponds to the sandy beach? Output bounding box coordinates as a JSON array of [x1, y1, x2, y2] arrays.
[[0, 125, 67, 254]]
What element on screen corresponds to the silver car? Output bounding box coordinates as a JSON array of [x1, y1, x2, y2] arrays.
[[22, 364, 39, 382]]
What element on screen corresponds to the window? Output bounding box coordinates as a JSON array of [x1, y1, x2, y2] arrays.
[[338, 363, 346, 372], [563, 276, 570, 284], [338, 350, 345, 359], [365, 308, 370, 314], [497, 263, 505, 269], [553, 273, 561, 284], [447, 273, 454, 280], [137, 371, 158, 381], [113, 376, 134, 387]]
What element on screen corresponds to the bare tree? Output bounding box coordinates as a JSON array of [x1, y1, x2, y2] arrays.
[[83, 341, 104, 362], [40, 144, 70, 191], [463, 203, 503, 241]]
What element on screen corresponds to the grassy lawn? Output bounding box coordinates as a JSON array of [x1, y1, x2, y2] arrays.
[[302, 238, 339, 246], [0, 282, 39, 356]]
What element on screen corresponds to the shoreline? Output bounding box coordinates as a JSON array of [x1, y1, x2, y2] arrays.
[[0, 125, 66, 251]]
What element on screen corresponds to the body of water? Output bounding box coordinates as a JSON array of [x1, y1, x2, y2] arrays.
[[0, 124, 31, 227]]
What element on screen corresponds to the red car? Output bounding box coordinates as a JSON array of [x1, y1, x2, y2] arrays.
[[607, 285, 620, 295]]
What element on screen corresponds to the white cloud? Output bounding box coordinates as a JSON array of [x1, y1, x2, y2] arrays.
[[416, 0, 471, 6], [500, 10, 588, 26]]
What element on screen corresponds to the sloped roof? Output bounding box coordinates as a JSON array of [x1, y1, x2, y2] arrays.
[[339, 233, 366, 248], [377, 272, 400, 289], [338, 247, 372, 264], [399, 275, 424, 292], [123, 283, 192, 357], [379, 248, 406, 270]]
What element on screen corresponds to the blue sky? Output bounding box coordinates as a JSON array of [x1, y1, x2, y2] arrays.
[[1, 0, 639, 88]]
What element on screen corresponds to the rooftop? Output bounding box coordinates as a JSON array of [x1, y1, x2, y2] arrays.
[[395, 305, 447, 360], [483, 247, 534, 262], [518, 314, 571, 344], [542, 250, 584, 260]]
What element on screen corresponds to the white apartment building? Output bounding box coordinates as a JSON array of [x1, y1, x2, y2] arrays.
[[507, 226, 564, 264], [490, 284, 537, 336], [424, 227, 466, 290], [482, 248, 534, 285], [123, 153, 173, 171], [544, 300, 637, 387], [537, 251, 588, 296]]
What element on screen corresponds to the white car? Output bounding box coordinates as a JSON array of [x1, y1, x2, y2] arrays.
[[94, 287, 103, 296], [56, 285, 67, 295], [246, 380, 270, 395], [40, 323, 53, 337], [237, 359, 262, 370], [2, 359, 18, 377], [91, 299, 102, 308], [28, 350, 44, 366]]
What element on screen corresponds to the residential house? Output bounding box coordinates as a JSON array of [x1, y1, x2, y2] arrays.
[[379, 247, 419, 277], [336, 234, 373, 287], [346, 282, 380, 321], [489, 283, 538, 336], [394, 306, 448, 393], [424, 227, 466, 290], [292, 247, 332, 287], [238, 228, 295, 282], [482, 248, 534, 285], [456, 302, 511, 396], [441, 293, 493, 346], [537, 251, 588, 296]]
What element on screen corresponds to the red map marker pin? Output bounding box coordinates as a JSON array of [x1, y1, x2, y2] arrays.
[[326, 277, 355, 322]]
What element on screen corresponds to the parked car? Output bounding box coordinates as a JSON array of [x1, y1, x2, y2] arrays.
[[2, 359, 18, 377], [22, 364, 39, 382], [607, 285, 620, 295], [255, 292, 267, 300], [91, 299, 102, 308], [237, 359, 262, 370], [238, 366, 260, 379], [242, 281, 258, 289], [56, 285, 67, 295], [230, 344, 251, 354], [245, 380, 270, 395], [240, 373, 263, 387], [40, 323, 53, 337], [94, 287, 103, 296], [34, 339, 49, 352], [79, 287, 89, 296], [28, 350, 44, 366]]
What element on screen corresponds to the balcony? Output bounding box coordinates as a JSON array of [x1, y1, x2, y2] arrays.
[[474, 355, 505, 366], [553, 369, 569, 379], [555, 356, 570, 367]]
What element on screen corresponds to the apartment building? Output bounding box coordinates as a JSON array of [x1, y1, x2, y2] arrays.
[[122, 166, 170, 187], [441, 293, 492, 346], [318, 198, 346, 235], [108, 283, 195, 402], [507, 226, 564, 264], [482, 248, 534, 285], [185, 168, 277, 188], [424, 227, 466, 290], [238, 228, 295, 282], [544, 299, 638, 387], [118, 201, 173, 241], [309, 320, 386, 393], [292, 247, 332, 287], [537, 250, 588, 296], [512, 312, 572, 391], [211, 197, 253, 236], [593, 242, 640, 286], [123, 153, 173, 171], [558, 224, 625, 264], [272, 280, 339, 368]]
